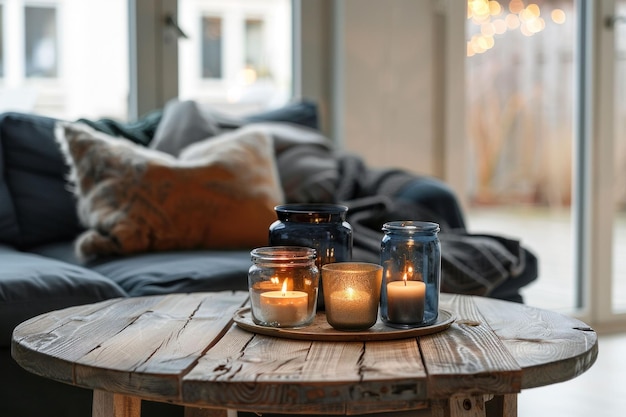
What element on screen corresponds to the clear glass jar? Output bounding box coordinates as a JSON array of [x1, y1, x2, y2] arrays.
[[269, 204, 353, 310], [248, 246, 319, 328], [380, 221, 441, 328]]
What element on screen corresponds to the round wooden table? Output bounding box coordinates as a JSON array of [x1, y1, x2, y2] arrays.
[[11, 291, 598, 417]]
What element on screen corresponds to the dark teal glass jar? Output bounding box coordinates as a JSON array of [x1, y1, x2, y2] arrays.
[[380, 221, 441, 328], [269, 204, 353, 310]]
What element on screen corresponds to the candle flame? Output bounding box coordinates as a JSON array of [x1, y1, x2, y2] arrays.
[[281, 280, 288, 295], [403, 273, 408, 286], [346, 287, 355, 299]]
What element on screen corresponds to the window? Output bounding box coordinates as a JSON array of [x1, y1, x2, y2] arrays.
[[201, 16, 222, 79], [0, 0, 128, 119], [24, 6, 58, 78], [245, 18, 266, 77], [0, 5, 4, 78], [178, 0, 292, 115]]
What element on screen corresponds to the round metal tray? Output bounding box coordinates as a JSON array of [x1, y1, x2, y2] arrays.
[[233, 308, 455, 342]]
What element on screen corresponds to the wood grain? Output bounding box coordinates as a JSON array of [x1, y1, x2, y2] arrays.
[[12, 296, 162, 384], [472, 295, 598, 389], [11, 292, 598, 416], [75, 292, 248, 401], [423, 295, 522, 398], [92, 390, 141, 417]]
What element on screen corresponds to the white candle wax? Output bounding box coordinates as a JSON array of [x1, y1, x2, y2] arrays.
[[386, 280, 426, 324], [327, 288, 377, 329], [259, 290, 308, 326]]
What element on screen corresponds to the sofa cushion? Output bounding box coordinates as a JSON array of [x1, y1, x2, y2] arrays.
[[0, 245, 127, 346], [91, 250, 251, 297], [55, 122, 284, 260], [149, 99, 320, 156], [0, 112, 83, 249], [149, 100, 221, 156]]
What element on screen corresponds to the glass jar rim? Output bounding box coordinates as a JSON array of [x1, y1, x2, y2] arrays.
[[274, 203, 348, 215], [322, 261, 382, 273], [251, 246, 317, 262], [382, 221, 440, 233]]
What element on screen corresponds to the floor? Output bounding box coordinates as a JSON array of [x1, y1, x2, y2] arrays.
[[467, 207, 626, 416]]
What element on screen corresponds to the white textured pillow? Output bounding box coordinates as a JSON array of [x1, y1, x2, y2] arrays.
[[55, 122, 284, 260]]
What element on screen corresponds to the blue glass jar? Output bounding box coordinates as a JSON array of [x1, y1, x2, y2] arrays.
[[269, 204, 353, 310], [380, 221, 441, 328]]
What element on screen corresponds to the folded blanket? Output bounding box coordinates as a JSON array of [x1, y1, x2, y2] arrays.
[[258, 122, 537, 299]]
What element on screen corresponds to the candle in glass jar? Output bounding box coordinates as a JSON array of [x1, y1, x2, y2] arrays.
[[259, 281, 308, 326], [327, 287, 376, 329], [386, 274, 426, 324]]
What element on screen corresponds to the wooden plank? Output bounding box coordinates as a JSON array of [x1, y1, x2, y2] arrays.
[[74, 292, 248, 401], [92, 390, 141, 417], [184, 326, 347, 414], [13, 298, 122, 336], [348, 339, 429, 414], [432, 394, 501, 417], [472, 295, 598, 389], [11, 296, 163, 384], [421, 295, 522, 398], [185, 329, 431, 415], [448, 394, 487, 417], [448, 395, 486, 417]]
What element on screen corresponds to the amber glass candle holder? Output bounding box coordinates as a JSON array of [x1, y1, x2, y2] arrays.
[[248, 246, 319, 328], [322, 262, 383, 331]]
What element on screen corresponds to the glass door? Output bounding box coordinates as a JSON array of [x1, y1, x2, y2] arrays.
[[612, 1, 626, 315], [465, 0, 577, 313], [465, 0, 626, 327]]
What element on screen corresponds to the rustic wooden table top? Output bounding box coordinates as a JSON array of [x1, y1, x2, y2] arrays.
[[11, 292, 598, 417]]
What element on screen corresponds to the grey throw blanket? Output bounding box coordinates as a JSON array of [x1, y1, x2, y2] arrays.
[[143, 116, 537, 300], [262, 122, 537, 299]]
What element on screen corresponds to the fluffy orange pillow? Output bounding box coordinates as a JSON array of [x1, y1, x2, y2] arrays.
[[55, 122, 284, 260]]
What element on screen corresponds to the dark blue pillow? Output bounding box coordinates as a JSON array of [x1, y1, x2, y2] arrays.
[[0, 112, 83, 249]]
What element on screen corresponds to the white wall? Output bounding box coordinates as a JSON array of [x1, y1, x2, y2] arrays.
[[340, 0, 436, 175], [300, 0, 466, 192]]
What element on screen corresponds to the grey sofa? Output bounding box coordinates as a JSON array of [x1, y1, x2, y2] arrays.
[[0, 103, 317, 417], [0, 101, 537, 417]]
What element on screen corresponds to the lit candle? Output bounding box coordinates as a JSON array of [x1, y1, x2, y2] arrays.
[[327, 287, 377, 330], [259, 281, 308, 326], [386, 273, 426, 324]]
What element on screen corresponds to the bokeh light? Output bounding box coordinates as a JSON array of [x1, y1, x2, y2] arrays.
[[467, 0, 566, 56], [551, 9, 566, 24]]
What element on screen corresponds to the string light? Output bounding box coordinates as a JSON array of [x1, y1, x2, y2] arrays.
[[467, 0, 567, 57]]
